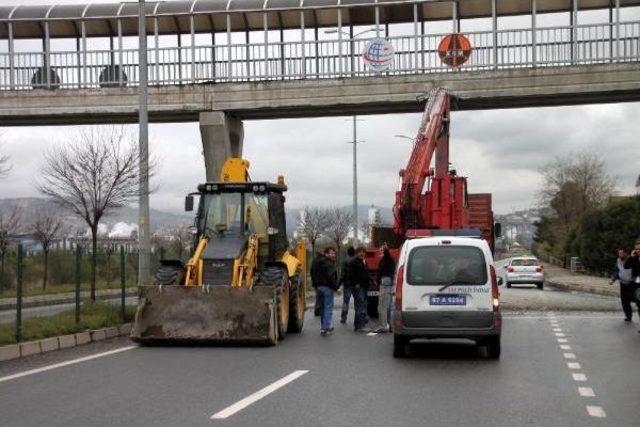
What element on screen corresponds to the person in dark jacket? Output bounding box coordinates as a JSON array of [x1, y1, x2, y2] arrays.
[[610, 247, 639, 321], [339, 246, 356, 324], [376, 245, 396, 333], [624, 240, 640, 283], [350, 246, 372, 332], [311, 247, 338, 335]]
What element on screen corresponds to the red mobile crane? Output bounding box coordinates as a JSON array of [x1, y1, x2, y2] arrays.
[[365, 88, 497, 315]]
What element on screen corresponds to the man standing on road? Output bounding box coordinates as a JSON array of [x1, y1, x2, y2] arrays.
[[610, 247, 639, 322], [311, 247, 338, 336], [340, 246, 356, 324], [350, 247, 372, 332], [376, 245, 396, 333], [311, 251, 325, 317], [624, 241, 640, 332]]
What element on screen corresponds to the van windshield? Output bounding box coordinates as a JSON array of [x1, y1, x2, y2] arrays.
[[407, 246, 487, 286]]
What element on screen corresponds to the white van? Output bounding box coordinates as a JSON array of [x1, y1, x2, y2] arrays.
[[391, 236, 502, 358]]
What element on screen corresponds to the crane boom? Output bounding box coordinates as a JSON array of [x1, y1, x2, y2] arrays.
[[393, 88, 452, 237]]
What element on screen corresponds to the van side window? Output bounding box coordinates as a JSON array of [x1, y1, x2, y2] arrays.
[[407, 246, 487, 286]]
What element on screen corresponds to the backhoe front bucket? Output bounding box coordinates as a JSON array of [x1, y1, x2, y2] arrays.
[[131, 285, 278, 345]]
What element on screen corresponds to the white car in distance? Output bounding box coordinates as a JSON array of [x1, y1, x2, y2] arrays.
[[504, 257, 544, 290]]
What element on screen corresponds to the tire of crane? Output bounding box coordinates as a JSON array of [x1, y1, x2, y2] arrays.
[[257, 266, 290, 341], [287, 272, 305, 334], [154, 264, 184, 286]]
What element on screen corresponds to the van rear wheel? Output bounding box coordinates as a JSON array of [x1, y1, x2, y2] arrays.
[[393, 334, 409, 358]]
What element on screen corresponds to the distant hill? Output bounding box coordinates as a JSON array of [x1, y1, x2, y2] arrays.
[[0, 198, 192, 234], [0, 197, 393, 236]]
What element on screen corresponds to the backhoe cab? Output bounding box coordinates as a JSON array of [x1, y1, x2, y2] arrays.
[[131, 158, 307, 346]]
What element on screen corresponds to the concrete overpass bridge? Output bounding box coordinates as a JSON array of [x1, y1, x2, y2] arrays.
[[1, 0, 640, 177]]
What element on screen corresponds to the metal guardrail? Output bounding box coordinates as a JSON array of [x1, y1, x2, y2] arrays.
[[0, 21, 639, 90]]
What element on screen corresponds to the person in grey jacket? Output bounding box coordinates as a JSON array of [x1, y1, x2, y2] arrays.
[[611, 247, 639, 322]]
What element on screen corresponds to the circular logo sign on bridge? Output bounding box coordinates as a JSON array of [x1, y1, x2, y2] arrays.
[[363, 38, 395, 73], [438, 33, 473, 67]]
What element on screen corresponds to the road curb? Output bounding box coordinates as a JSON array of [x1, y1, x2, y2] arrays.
[[0, 323, 132, 362], [546, 279, 619, 298]]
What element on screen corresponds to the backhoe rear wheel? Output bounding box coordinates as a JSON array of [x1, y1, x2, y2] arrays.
[[257, 267, 289, 341], [287, 272, 305, 333]]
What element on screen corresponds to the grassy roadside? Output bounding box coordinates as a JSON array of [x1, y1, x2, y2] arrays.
[[0, 301, 136, 346], [0, 282, 137, 299]]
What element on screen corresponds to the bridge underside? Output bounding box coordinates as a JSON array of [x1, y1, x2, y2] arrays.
[[1, 62, 639, 126]]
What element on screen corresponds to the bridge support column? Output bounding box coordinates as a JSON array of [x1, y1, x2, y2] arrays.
[[199, 111, 244, 181]]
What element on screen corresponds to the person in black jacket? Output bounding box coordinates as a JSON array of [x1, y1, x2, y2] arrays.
[[311, 247, 338, 335], [350, 246, 372, 332], [339, 246, 356, 324], [624, 240, 640, 282], [376, 245, 396, 333]]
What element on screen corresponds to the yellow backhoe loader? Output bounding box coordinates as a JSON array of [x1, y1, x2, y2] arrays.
[[131, 158, 307, 345]]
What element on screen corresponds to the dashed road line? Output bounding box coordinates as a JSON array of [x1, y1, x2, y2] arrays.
[[0, 346, 136, 384], [549, 316, 607, 420], [586, 406, 606, 418], [578, 387, 595, 397], [210, 370, 309, 420], [572, 373, 587, 382], [366, 332, 378, 336]]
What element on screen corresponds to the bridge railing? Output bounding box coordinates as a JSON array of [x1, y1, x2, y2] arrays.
[[0, 21, 638, 90]]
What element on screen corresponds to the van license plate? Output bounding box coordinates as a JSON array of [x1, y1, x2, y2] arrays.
[[429, 295, 466, 306]]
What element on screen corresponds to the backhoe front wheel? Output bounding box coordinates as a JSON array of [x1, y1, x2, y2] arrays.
[[257, 267, 289, 341]]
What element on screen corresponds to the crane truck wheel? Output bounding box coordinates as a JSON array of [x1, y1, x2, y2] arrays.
[[257, 266, 290, 341], [287, 272, 305, 333], [154, 263, 184, 286]]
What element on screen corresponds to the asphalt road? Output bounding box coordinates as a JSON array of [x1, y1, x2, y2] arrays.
[[1, 308, 639, 427], [0, 297, 138, 324]]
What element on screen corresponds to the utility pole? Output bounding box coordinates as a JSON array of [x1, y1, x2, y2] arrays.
[[350, 116, 359, 245], [138, 0, 151, 286]]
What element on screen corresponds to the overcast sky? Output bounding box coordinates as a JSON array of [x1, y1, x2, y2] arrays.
[[1, 1, 639, 215]]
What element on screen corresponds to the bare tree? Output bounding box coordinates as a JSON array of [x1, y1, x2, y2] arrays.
[[325, 207, 353, 257], [38, 126, 153, 301], [539, 150, 615, 233], [299, 207, 331, 257], [31, 210, 65, 290], [0, 206, 21, 292]]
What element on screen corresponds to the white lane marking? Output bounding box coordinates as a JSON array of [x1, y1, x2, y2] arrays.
[[366, 332, 377, 336], [557, 338, 568, 343], [553, 328, 562, 332], [586, 406, 606, 418], [555, 333, 566, 337], [0, 346, 136, 384], [560, 345, 572, 350], [579, 387, 595, 397], [572, 373, 587, 382], [567, 362, 582, 370], [563, 353, 576, 359], [211, 370, 309, 420]]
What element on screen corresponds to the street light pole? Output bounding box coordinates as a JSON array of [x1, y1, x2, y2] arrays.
[[138, 0, 151, 286], [352, 115, 358, 246]]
